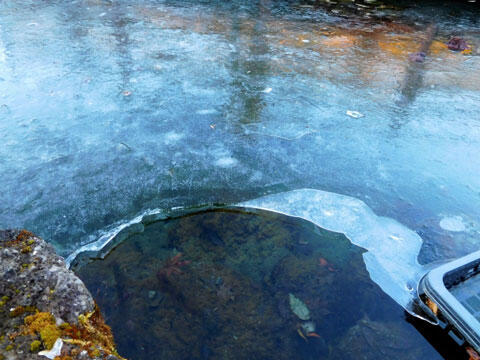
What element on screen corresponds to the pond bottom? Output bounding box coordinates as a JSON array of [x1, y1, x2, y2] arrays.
[[76, 208, 445, 360]]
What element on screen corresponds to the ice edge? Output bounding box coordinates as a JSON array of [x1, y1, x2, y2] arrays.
[[67, 188, 428, 316]]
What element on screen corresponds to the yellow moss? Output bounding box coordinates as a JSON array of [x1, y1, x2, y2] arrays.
[[24, 312, 53, 328], [59, 323, 69, 329], [62, 338, 89, 347], [40, 325, 62, 349], [5, 344, 13, 351], [27, 239, 35, 245], [90, 348, 101, 357], [63, 305, 124, 359], [9, 306, 25, 317], [69, 347, 80, 357], [6, 230, 34, 247], [30, 340, 42, 352], [23, 307, 125, 359], [24, 312, 61, 350], [78, 308, 116, 352], [9, 305, 36, 317], [21, 246, 32, 254]]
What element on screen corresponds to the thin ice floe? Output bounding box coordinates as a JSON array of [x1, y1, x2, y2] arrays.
[[239, 189, 428, 314], [68, 188, 429, 316], [65, 209, 163, 268]]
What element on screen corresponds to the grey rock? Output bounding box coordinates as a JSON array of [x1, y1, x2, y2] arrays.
[[0, 230, 94, 324], [330, 316, 436, 360], [0, 229, 124, 360]]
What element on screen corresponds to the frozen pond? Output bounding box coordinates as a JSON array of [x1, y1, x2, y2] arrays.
[[76, 209, 450, 360], [1, 0, 480, 333]]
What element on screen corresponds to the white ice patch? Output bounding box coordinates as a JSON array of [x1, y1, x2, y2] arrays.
[[182, 81, 217, 96], [163, 131, 185, 145], [214, 157, 238, 168], [0, 33, 6, 63], [65, 209, 161, 267], [239, 189, 426, 313], [39, 338, 63, 359], [196, 109, 217, 115], [0, 47, 5, 63], [439, 216, 466, 232], [346, 110, 364, 118]]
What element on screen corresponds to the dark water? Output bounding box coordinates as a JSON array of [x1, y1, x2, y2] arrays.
[[76, 209, 457, 360]]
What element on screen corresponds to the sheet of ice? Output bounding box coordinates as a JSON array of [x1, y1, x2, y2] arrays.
[[65, 208, 161, 268], [1, 0, 480, 269], [239, 189, 426, 312]]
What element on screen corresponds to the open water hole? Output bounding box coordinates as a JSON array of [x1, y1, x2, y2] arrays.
[[76, 209, 464, 360]]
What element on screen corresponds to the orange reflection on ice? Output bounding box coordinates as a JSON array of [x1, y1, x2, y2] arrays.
[[320, 34, 355, 48], [377, 37, 419, 58]]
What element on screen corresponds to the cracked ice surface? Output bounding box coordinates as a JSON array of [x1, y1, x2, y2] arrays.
[[1, 0, 480, 308]]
